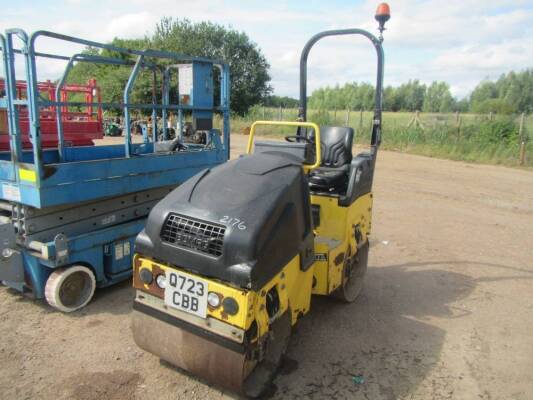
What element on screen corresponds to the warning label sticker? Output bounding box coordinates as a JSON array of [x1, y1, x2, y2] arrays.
[[2, 184, 21, 202], [115, 243, 124, 260]]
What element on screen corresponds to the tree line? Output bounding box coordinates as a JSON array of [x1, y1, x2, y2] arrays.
[[306, 69, 532, 114]]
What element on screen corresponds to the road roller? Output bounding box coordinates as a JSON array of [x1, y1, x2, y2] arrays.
[[131, 4, 390, 397]]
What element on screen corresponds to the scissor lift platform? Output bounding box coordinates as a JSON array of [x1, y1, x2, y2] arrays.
[[0, 142, 225, 208]]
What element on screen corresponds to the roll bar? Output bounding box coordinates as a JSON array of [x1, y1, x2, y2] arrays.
[[297, 4, 390, 159]]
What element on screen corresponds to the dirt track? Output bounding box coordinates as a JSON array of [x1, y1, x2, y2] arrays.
[[1, 134, 532, 400]]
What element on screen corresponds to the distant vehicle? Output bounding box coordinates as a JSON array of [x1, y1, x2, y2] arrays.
[[0, 78, 103, 149]]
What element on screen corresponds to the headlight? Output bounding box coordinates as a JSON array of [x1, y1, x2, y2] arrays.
[[207, 292, 221, 308], [155, 274, 167, 289], [222, 297, 239, 315], [139, 268, 153, 284]]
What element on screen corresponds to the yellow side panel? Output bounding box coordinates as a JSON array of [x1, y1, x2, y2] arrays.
[[311, 239, 345, 295], [311, 193, 373, 243], [282, 256, 314, 325], [311, 193, 374, 296], [249, 255, 314, 337], [311, 196, 347, 241]]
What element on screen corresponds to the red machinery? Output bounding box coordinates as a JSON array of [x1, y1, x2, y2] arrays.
[[0, 79, 103, 150]]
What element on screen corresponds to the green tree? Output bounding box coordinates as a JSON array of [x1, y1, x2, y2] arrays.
[[470, 80, 498, 111], [263, 95, 298, 108], [469, 69, 533, 113], [453, 98, 470, 113], [395, 80, 426, 111], [423, 81, 454, 112]]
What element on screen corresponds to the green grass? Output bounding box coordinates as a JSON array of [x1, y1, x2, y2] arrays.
[[215, 108, 532, 168]]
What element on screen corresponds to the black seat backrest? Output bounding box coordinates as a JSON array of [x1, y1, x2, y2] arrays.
[[317, 126, 354, 168]]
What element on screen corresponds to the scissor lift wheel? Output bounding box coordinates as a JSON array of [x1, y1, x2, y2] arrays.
[[45, 265, 96, 312]]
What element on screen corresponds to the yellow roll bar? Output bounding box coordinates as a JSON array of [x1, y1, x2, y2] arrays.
[[247, 121, 322, 172]]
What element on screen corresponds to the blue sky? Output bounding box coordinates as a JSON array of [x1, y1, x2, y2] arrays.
[[1, 0, 532, 99]]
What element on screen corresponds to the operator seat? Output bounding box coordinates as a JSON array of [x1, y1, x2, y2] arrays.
[[308, 126, 354, 193]]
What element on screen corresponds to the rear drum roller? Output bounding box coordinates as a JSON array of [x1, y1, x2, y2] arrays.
[[334, 241, 369, 303], [45, 265, 96, 312]]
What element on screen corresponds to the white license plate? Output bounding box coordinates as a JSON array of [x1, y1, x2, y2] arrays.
[[164, 271, 208, 318]]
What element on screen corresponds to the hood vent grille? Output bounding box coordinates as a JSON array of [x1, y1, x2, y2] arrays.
[[161, 214, 225, 257]]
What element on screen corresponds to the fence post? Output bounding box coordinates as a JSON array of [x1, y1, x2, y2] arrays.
[[262, 106, 265, 119], [519, 113, 526, 166], [359, 109, 363, 130], [278, 106, 282, 121], [345, 109, 350, 126], [334, 108, 337, 124], [407, 110, 425, 131], [407, 111, 415, 128]]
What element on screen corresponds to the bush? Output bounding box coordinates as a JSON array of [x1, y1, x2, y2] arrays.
[[464, 118, 519, 145], [471, 99, 515, 114], [309, 109, 334, 126]]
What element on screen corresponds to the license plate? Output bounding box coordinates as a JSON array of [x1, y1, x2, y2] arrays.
[[164, 271, 208, 318]]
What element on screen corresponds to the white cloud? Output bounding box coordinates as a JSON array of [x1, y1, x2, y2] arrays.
[[434, 42, 530, 72], [384, 3, 531, 49], [431, 37, 533, 96], [105, 12, 158, 40]]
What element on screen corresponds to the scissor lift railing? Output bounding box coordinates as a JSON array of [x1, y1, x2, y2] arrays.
[[0, 29, 230, 310], [0, 30, 230, 208]]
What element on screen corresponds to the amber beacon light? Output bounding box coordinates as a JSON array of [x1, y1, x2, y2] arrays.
[[375, 3, 391, 40]]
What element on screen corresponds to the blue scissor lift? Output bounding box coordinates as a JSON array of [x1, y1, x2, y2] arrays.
[[0, 30, 230, 312]]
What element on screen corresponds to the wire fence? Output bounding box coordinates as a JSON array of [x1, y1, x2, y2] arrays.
[[224, 107, 531, 167]]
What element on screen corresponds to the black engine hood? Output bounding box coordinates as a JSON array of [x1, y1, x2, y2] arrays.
[[135, 152, 314, 289]]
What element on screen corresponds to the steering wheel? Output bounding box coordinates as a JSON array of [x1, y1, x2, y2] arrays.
[[285, 135, 312, 143]]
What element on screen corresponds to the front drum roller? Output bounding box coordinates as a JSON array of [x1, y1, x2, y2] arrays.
[[132, 308, 291, 398]]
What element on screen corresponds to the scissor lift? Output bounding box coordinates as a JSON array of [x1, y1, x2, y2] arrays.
[[0, 29, 231, 311]]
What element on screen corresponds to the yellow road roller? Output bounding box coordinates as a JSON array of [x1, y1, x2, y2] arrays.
[[131, 4, 390, 397]]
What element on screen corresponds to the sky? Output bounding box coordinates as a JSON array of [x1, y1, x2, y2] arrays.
[[0, 0, 532, 99]]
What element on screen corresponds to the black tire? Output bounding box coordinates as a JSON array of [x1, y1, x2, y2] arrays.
[[333, 241, 369, 303]]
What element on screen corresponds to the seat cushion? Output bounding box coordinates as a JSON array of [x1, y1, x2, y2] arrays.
[[308, 165, 350, 191]]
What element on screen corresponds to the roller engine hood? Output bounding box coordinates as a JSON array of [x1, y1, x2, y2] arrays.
[[135, 152, 314, 290]]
